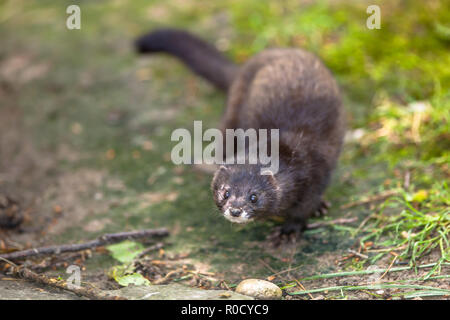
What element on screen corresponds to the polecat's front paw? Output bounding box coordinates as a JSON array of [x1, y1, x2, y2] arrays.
[[266, 221, 305, 247], [313, 199, 331, 217]]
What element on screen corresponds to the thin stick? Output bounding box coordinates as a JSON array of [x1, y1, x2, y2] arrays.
[[219, 280, 231, 290], [294, 279, 314, 299], [136, 242, 165, 259], [258, 259, 278, 274], [366, 244, 408, 253], [379, 252, 398, 280], [348, 249, 369, 260], [9, 266, 126, 300], [0, 228, 169, 261], [340, 190, 399, 210], [153, 269, 183, 285], [355, 213, 375, 234], [0, 256, 18, 268], [306, 217, 357, 230], [269, 265, 303, 278]]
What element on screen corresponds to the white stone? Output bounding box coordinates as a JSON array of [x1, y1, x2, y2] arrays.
[[235, 279, 282, 300]]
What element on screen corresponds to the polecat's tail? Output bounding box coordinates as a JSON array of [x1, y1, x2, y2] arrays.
[[135, 28, 238, 91]]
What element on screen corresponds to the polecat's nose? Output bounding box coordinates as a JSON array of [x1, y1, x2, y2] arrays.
[[230, 208, 242, 217]]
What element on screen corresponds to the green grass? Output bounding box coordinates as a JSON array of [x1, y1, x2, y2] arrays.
[[358, 187, 449, 272], [281, 262, 450, 286]]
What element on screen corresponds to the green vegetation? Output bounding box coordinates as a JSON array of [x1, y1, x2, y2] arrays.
[[358, 189, 449, 275]]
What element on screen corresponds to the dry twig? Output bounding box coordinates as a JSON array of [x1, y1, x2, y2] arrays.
[[8, 266, 125, 300], [0, 228, 169, 261], [347, 249, 369, 260], [136, 242, 165, 259], [339, 190, 399, 210], [306, 217, 357, 230]]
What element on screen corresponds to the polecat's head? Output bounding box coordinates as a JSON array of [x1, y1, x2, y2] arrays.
[[211, 165, 280, 224]]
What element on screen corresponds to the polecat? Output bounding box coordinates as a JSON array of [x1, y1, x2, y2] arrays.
[[136, 29, 345, 235]]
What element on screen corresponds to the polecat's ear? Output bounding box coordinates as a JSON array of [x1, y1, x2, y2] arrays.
[[216, 165, 229, 177], [262, 170, 280, 191], [261, 169, 274, 176], [211, 166, 229, 190]]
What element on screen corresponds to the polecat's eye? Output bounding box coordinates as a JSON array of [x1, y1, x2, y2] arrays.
[[249, 194, 258, 203], [224, 191, 230, 199]]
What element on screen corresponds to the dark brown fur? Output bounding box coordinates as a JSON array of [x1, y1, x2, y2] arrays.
[[136, 29, 345, 233]]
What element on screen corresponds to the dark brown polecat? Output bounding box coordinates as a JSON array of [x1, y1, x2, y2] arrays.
[[136, 29, 345, 235]]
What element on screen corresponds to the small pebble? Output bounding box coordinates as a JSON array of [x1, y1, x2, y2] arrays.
[[235, 279, 282, 300]]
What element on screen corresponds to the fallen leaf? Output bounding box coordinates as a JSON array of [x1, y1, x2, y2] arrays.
[[412, 190, 428, 203], [106, 241, 145, 264]]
